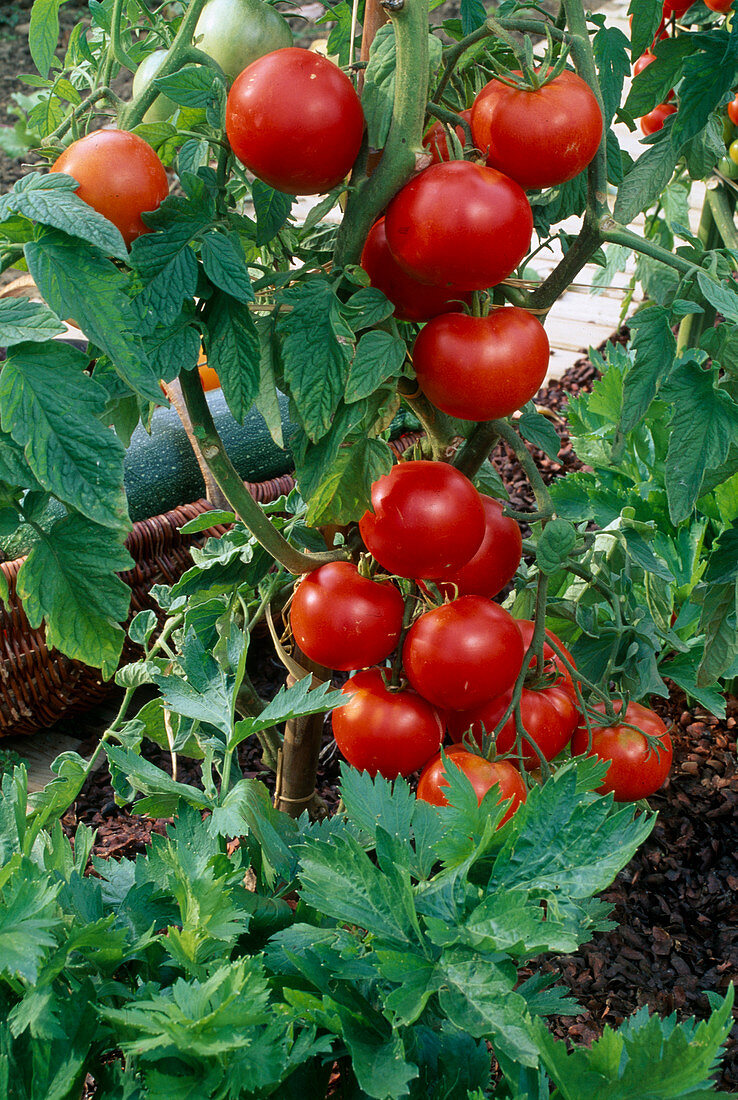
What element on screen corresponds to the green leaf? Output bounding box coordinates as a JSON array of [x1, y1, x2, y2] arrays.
[[200, 231, 254, 304], [620, 305, 676, 433], [623, 36, 696, 118], [517, 406, 561, 462], [460, 0, 487, 34], [697, 526, 738, 685], [155, 64, 223, 108], [346, 330, 406, 402], [696, 271, 738, 323], [628, 0, 661, 64], [613, 129, 680, 225], [254, 315, 285, 449], [662, 358, 738, 523], [25, 228, 163, 402], [305, 437, 392, 526], [0, 173, 127, 260], [105, 744, 210, 817], [662, 650, 727, 717], [277, 279, 354, 442], [0, 297, 65, 346], [339, 1011, 419, 1099], [536, 519, 577, 575], [252, 180, 292, 246], [203, 292, 260, 424], [29, 0, 61, 78], [0, 859, 60, 981], [17, 515, 133, 677], [672, 33, 738, 147], [363, 26, 442, 147], [340, 286, 395, 331], [231, 677, 344, 750], [0, 342, 128, 529], [593, 25, 631, 126]]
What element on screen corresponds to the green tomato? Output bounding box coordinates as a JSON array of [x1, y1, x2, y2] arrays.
[[194, 0, 293, 85], [723, 115, 736, 145], [729, 139, 738, 165], [718, 154, 738, 178], [132, 50, 177, 124]]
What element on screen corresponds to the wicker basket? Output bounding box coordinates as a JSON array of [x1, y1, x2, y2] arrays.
[[0, 474, 295, 738], [0, 433, 423, 739]]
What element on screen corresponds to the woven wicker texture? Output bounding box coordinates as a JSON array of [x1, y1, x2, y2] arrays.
[[0, 433, 422, 739]]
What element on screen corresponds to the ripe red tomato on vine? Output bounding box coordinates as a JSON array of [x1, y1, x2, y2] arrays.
[[640, 102, 677, 135], [225, 47, 364, 194], [470, 70, 603, 191], [422, 109, 473, 163], [433, 495, 522, 600], [570, 701, 673, 801], [412, 306, 550, 421], [384, 161, 533, 291], [290, 562, 404, 672], [331, 669, 443, 778], [51, 130, 169, 247], [417, 746, 526, 823], [447, 682, 578, 766]]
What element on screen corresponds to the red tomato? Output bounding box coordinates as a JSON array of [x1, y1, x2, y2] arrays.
[[434, 496, 522, 600], [470, 70, 602, 191], [412, 307, 549, 421], [417, 746, 526, 823], [663, 0, 693, 14], [448, 682, 578, 765], [332, 669, 443, 778], [360, 218, 472, 323], [359, 461, 485, 580], [633, 50, 656, 76], [402, 596, 524, 710], [703, 0, 731, 11], [570, 701, 673, 801], [384, 161, 533, 292], [422, 109, 473, 163], [640, 102, 677, 135], [225, 48, 364, 195], [728, 95, 738, 127], [51, 130, 168, 247], [289, 562, 404, 672]]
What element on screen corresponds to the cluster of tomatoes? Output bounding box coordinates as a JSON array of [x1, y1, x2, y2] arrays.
[[290, 459, 674, 815]]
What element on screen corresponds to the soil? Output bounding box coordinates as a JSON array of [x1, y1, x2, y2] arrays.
[[48, 342, 738, 1094]]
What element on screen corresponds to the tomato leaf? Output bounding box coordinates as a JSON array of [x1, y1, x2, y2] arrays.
[[0, 341, 129, 530], [154, 63, 223, 109], [346, 330, 406, 403], [200, 230, 254, 304], [619, 304, 676, 434], [305, 437, 392, 525], [202, 292, 260, 424], [628, 0, 661, 63], [695, 526, 738, 686], [0, 297, 65, 346], [277, 279, 354, 442], [363, 27, 442, 148], [28, 0, 62, 80], [671, 31, 738, 148], [662, 357, 738, 523], [460, 0, 487, 35], [0, 173, 128, 261], [252, 180, 292, 247], [17, 514, 132, 677], [593, 24, 630, 127], [142, 313, 200, 383], [340, 286, 395, 330], [517, 406, 561, 462], [536, 519, 577, 575], [0, 861, 60, 982], [613, 126, 681, 225], [622, 36, 696, 118]]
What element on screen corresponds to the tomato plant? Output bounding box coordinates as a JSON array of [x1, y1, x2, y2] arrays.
[[383, 161, 533, 290], [331, 668, 443, 777], [434, 495, 522, 600], [728, 93, 738, 125], [225, 47, 364, 194], [51, 130, 169, 247], [417, 746, 526, 822], [402, 596, 524, 710], [640, 101, 677, 135], [421, 109, 472, 162], [360, 217, 472, 322], [470, 70, 603, 190], [412, 306, 550, 421], [358, 461, 485, 580], [194, 0, 293, 84], [289, 561, 404, 671], [448, 683, 578, 764], [571, 702, 673, 800]]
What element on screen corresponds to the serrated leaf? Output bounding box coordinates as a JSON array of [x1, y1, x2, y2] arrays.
[[662, 359, 738, 523], [536, 519, 577, 574], [203, 292, 260, 424], [0, 173, 127, 260], [363, 26, 442, 148], [697, 526, 738, 685], [231, 678, 344, 750], [200, 230, 254, 304], [277, 279, 354, 442], [305, 437, 392, 525], [672, 34, 738, 148], [252, 180, 292, 246], [0, 861, 60, 981], [628, 0, 661, 63], [346, 330, 406, 402], [0, 297, 65, 346], [340, 286, 395, 330], [339, 1011, 419, 1099], [0, 342, 128, 529], [613, 129, 680, 226], [25, 228, 162, 402], [17, 515, 132, 676], [619, 305, 676, 433], [154, 64, 222, 108], [696, 271, 738, 324], [623, 37, 696, 118], [593, 25, 630, 126], [518, 407, 561, 462], [29, 0, 61, 79]]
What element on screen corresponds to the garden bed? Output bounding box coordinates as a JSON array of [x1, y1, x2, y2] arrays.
[[48, 344, 737, 1091]]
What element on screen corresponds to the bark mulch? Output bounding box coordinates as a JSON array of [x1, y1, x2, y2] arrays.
[[52, 337, 737, 1089]]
